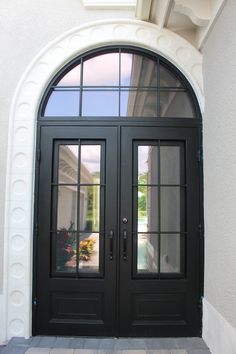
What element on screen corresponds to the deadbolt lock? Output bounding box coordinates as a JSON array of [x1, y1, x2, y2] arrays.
[[122, 217, 128, 224]]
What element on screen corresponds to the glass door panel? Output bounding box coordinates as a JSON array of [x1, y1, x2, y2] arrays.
[[133, 141, 185, 277], [52, 141, 104, 276]]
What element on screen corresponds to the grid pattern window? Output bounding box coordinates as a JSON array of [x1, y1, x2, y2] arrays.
[[51, 141, 105, 277], [41, 48, 197, 119], [134, 142, 186, 278]]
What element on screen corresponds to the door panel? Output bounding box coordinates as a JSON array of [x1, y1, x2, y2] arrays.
[[35, 125, 201, 337], [36, 126, 118, 336], [119, 126, 200, 336]]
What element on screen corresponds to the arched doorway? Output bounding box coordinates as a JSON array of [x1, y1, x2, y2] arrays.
[[34, 46, 202, 337]]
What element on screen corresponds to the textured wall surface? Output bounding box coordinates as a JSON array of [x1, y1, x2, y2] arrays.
[[202, 0, 236, 328], [0, 0, 133, 292]]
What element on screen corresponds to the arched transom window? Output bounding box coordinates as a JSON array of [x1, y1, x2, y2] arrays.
[[41, 47, 199, 119]]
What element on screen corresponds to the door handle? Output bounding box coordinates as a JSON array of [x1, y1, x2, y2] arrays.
[[123, 229, 127, 261], [109, 230, 114, 260]]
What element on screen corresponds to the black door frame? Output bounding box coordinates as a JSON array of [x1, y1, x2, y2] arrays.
[[33, 119, 204, 337], [33, 44, 204, 337]]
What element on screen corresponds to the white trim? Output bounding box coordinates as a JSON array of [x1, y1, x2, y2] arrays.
[[203, 298, 236, 354], [2, 18, 204, 342]]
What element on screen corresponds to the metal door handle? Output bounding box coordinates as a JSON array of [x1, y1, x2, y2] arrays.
[[123, 229, 127, 261], [109, 230, 114, 260]]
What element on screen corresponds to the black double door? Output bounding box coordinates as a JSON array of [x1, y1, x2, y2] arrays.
[[35, 124, 201, 337]]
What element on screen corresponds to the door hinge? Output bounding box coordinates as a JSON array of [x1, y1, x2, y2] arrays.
[[198, 296, 203, 309], [33, 298, 37, 306], [37, 149, 41, 163], [197, 148, 203, 163]]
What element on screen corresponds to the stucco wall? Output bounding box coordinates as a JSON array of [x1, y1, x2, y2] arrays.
[[202, 0, 236, 328], [0, 0, 134, 292]]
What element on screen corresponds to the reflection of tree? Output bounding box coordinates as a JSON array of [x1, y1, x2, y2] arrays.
[[138, 173, 147, 218]]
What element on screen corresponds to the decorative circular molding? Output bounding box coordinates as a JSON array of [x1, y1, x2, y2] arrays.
[[4, 19, 204, 340]]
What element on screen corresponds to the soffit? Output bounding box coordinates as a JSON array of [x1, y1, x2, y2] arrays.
[[82, 0, 227, 50], [136, 0, 227, 50]]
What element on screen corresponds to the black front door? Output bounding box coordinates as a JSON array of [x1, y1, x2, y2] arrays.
[[35, 124, 201, 337]]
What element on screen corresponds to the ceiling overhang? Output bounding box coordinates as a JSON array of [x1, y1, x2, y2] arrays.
[[82, 0, 227, 50], [136, 0, 227, 49]]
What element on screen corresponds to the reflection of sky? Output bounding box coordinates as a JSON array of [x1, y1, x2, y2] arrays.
[[81, 145, 100, 173], [56, 53, 133, 87], [67, 145, 100, 174], [138, 146, 149, 173], [44, 53, 150, 117]]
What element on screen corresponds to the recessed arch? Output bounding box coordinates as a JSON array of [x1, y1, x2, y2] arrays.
[[4, 19, 204, 339]]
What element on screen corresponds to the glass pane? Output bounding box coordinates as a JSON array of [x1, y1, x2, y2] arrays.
[[79, 233, 99, 273], [120, 90, 157, 117], [80, 145, 101, 184], [160, 146, 181, 185], [121, 53, 157, 87], [57, 64, 81, 86], [138, 145, 158, 184], [83, 53, 119, 86], [138, 186, 158, 232], [161, 187, 181, 232], [80, 186, 100, 231], [57, 186, 77, 230], [160, 65, 183, 87], [82, 90, 119, 116], [137, 233, 158, 273], [58, 145, 78, 184], [160, 91, 194, 118], [55, 231, 77, 272], [44, 90, 80, 116], [161, 234, 181, 273]]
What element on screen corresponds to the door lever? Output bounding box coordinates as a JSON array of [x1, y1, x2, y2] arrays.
[[109, 230, 114, 260], [123, 229, 127, 261]]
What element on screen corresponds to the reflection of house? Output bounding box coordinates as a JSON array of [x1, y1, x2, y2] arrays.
[[144, 146, 180, 273], [126, 56, 192, 118], [127, 56, 157, 117], [58, 146, 99, 231]]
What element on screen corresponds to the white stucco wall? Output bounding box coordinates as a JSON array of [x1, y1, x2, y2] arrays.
[[0, 0, 134, 292], [202, 0, 236, 350]]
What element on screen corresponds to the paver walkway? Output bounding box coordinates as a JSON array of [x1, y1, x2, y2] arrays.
[[0, 337, 211, 354]]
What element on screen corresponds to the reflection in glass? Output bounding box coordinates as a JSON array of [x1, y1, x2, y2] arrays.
[[138, 145, 158, 184], [160, 65, 183, 87], [79, 233, 99, 273], [57, 186, 77, 230], [120, 90, 157, 117], [55, 231, 77, 272], [83, 53, 119, 86], [161, 234, 181, 273], [82, 90, 119, 116], [57, 64, 81, 86], [44, 90, 80, 116], [138, 186, 158, 232], [58, 145, 78, 184], [160, 91, 194, 118], [137, 233, 158, 273], [161, 187, 181, 232], [160, 146, 180, 185], [80, 145, 101, 184], [80, 186, 100, 231], [121, 53, 157, 87]]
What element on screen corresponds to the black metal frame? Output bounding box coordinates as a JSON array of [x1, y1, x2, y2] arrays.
[[33, 45, 204, 337]]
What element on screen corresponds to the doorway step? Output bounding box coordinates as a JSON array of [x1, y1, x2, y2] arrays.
[[0, 337, 210, 354]]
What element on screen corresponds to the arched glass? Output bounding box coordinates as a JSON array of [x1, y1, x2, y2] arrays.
[[42, 48, 198, 119]]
